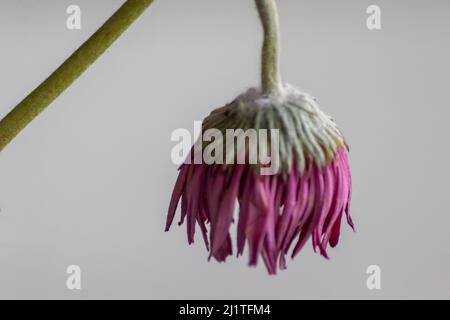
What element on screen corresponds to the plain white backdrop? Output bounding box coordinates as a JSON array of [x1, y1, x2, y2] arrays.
[[1, 0, 450, 299]]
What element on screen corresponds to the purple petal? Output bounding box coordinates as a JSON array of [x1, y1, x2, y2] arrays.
[[165, 165, 189, 231]]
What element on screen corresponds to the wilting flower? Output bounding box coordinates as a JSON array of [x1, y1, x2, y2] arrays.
[[166, 86, 354, 274]]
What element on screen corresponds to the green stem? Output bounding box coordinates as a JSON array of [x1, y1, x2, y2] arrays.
[[0, 0, 154, 152], [255, 0, 283, 96]]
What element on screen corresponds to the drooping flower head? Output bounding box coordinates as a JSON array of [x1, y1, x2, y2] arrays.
[[165, 0, 354, 274], [166, 86, 354, 274]]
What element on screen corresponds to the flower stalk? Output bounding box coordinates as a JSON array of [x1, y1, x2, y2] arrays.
[[255, 0, 283, 96], [0, 0, 154, 152]]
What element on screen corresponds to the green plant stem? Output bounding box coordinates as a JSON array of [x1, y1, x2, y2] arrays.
[[0, 0, 154, 152], [255, 0, 282, 96]]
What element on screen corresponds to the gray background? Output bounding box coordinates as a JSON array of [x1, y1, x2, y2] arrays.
[[0, 0, 449, 299]]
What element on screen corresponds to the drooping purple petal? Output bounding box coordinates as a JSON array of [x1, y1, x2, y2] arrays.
[[340, 151, 354, 230], [186, 164, 206, 244], [246, 178, 270, 266], [275, 172, 297, 249], [237, 169, 253, 256], [281, 172, 309, 253], [321, 155, 347, 250], [210, 165, 244, 257], [314, 165, 335, 258], [165, 165, 189, 231]]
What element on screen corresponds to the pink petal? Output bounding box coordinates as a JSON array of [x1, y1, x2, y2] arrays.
[[165, 165, 189, 231]]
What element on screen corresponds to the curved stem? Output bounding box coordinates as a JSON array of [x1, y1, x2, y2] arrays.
[[255, 0, 282, 96], [0, 0, 154, 152]]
